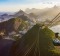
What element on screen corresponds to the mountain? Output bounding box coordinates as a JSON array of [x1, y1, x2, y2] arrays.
[[28, 13, 38, 19], [25, 8, 41, 14], [0, 18, 21, 35], [25, 8, 52, 22], [0, 12, 14, 15], [0, 10, 36, 23], [37, 5, 60, 21], [14, 10, 27, 17], [0, 10, 34, 35], [25, 8, 50, 15], [14, 10, 36, 22], [0, 13, 14, 22], [0, 10, 31, 23], [10, 24, 57, 56], [25, 6, 60, 22], [14, 10, 30, 21]]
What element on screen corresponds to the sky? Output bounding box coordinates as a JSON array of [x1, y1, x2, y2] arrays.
[[0, 0, 60, 12]]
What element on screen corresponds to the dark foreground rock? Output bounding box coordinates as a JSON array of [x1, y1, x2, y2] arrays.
[[0, 39, 15, 56]]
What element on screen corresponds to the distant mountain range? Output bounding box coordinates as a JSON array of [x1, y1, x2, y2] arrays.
[[0, 5, 60, 22], [14, 10, 32, 21], [1, 5, 60, 23], [0, 10, 34, 22], [0, 12, 14, 15], [0, 5, 60, 35], [25, 5, 60, 22], [0, 10, 33, 35]]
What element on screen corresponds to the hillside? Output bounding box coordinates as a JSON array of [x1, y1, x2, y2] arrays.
[[10, 24, 57, 56], [0, 18, 21, 35], [0, 10, 33, 35]]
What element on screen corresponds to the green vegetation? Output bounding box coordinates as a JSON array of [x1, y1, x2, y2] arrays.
[[18, 20, 29, 31], [10, 24, 60, 56], [11, 18, 29, 32], [39, 26, 55, 55]]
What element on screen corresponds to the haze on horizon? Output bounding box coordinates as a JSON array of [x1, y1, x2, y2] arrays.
[[0, 0, 60, 12]]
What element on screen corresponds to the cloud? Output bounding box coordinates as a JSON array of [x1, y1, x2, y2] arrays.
[[0, 0, 60, 12], [0, 3, 56, 12]]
